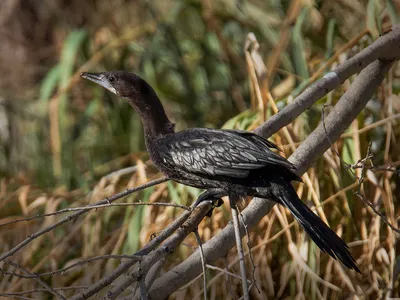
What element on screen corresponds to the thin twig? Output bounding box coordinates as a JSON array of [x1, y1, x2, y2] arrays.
[[0, 295, 35, 300], [229, 195, 249, 300], [238, 209, 260, 295], [69, 206, 192, 300], [143, 257, 166, 292], [238, 283, 255, 300], [99, 203, 212, 300], [192, 222, 296, 300], [194, 229, 208, 300], [139, 273, 149, 300], [225, 256, 235, 299], [104, 166, 138, 179], [353, 144, 400, 234], [0, 201, 189, 227], [0, 286, 88, 298], [205, 264, 251, 282], [5, 260, 66, 300], [322, 105, 400, 234], [0, 177, 168, 263], [354, 191, 400, 234], [341, 112, 400, 138], [0, 255, 142, 278], [135, 208, 192, 256]]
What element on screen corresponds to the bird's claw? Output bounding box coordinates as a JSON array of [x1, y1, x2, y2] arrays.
[[194, 189, 226, 216]]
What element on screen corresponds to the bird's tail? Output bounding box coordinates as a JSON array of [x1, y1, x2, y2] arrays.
[[275, 182, 361, 273]]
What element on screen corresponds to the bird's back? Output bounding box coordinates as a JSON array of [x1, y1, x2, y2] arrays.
[[147, 128, 301, 189]]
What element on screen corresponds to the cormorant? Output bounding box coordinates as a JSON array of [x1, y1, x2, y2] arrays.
[[81, 71, 360, 273]]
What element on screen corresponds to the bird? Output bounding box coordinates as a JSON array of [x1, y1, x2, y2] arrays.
[[80, 71, 360, 273]]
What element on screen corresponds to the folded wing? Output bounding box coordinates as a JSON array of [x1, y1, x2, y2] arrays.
[[159, 128, 297, 179]]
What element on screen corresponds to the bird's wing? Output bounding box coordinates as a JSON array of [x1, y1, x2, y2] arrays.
[[223, 129, 282, 151], [158, 129, 296, 179]]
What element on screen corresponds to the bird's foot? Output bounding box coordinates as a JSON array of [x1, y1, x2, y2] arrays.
[[194, 188, 226, 216]]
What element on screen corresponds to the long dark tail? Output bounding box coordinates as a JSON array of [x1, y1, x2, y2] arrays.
[[273, 182, 361, 273]]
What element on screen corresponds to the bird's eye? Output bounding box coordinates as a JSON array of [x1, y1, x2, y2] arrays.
[[109, 76, 115, 82]]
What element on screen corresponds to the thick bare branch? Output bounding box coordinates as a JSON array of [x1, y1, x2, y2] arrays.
[[254, 25, 400, 139], [100, 203, 212, 300], [68, 204, 192, 300], [290, 59, 395, 174], [149, 199, 276, 298]]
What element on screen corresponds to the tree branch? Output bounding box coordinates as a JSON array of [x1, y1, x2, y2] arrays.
[[229, 196, 249, 300], [100, 203, 212, 300], [148, 199, 276, 298], [290, 59, 395, 174], [0, 201, 189, 227], [68, 202, 194, 300], [0, 177, 168, 263], [254, 25, 400, 139], [5, 260, 66, 300]]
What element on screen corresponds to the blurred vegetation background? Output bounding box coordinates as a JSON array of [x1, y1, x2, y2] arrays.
[[0, 0, 399, 299]]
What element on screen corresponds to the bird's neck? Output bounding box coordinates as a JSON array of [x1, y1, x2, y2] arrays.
[[125, 86, 174, 140]]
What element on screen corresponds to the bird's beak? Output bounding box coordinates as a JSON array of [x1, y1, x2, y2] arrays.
[[80, 72, 117, 95]]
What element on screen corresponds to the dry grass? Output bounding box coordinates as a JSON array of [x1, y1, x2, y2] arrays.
[[0, 0, 399, 299]]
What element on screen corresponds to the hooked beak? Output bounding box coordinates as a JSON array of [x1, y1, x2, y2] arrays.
[[80, 72, 117, 95]]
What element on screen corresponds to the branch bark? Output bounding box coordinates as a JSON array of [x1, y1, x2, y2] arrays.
[[291, 59, 395, 174], [69, 204, 193, 300], [101, 203, 212, 300]]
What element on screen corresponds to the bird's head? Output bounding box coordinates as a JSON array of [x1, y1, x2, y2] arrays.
[[80, 71, 146, 99], [80, 71, 174, 135]]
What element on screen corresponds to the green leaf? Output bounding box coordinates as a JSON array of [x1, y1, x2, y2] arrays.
[[56, 29, 87, 186], [125, 188, 153, 254], [40, 65, 61, 102], [367, 0, 380, 38], [168, 181, 181, 204], [387, 0, 400, 24], [222, 110, 256, 130], [342, 135, 356, 167], [325, 19, 336, 59], [38, 65, 60, 116], [292, 7, 310, 80]]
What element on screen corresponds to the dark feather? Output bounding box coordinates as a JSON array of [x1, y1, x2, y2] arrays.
[[158, 128, 296, 180]]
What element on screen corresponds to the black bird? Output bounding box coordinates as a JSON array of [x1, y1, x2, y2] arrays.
[[81, 71, 360, 273]]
